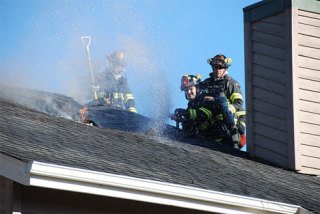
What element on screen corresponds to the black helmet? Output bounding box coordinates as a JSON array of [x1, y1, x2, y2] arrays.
[[207, 54, 232, 68], [107, 51, 126, 67], [180, 74, 202, 91]]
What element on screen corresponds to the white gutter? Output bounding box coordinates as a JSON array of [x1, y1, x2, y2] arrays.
[[29, 161, 301, 214]]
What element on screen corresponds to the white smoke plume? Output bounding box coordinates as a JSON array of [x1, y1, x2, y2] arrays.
[[0, 0, 174, 127]]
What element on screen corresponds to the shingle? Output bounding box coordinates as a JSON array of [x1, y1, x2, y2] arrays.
[[0, 89, 320, 213]]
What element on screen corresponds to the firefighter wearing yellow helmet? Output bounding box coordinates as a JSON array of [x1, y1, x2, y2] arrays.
[[202, 54, 246, 149]]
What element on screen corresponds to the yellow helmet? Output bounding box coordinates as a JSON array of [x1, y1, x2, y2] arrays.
[[207, 54, 232, 68]]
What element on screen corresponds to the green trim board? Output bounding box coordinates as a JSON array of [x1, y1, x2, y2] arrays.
[[294, 0, 320, 13], [244, 0, 291, 23]]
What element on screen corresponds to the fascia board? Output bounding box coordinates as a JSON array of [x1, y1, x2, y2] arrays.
[[243, 0, 290, 23], [0, 153, 30, 185], [30, 161, 300, 214]]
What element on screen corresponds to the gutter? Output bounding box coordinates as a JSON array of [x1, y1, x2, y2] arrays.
[[28, 161, 302, 214]]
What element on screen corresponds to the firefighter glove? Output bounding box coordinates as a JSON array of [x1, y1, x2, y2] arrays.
[[171, 108, 187, 121]]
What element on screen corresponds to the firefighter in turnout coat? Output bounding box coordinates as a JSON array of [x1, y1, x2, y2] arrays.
[[171, 74, 214, 138], [98, 51, 137, 113], [202, 54, 246, 149]]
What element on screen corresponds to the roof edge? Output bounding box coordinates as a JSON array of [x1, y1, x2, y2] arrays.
[[29, 161, 301, 214], [0, 153, 30, 185], [243, 0, 291, 23]]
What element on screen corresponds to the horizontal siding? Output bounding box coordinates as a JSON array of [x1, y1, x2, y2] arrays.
[[253, 99, 287, 119], [301, 144, 320, 159], [248, 11, 289, 170], [298, 9, 320, 20], [254, 111, 287, 131], [300, 132, 320, 147], [300, 122, 320, 136], [246, 6, 320, 174], [299, 89, 320, 103], [298, 56, 320, 71], [299, 99, 320, 114], [262, 12, 285, 25], [253, 87, 287, 107], [293, 10, 319, 174], [252, 30, 286, 49], [298, 45, 320, 60], [300, 155, 320, 171], [254, 122, 287, 143], [253, 53, 286, 72], [253, 64, 286, 84], [300, 133, 320, 173], [299, 166, 320, 175], [255, 134, 288, 156], [298, 22, 320, 38], [298, 11, 320, 172], [297, 5, 320, 106], [298, 67, 320, 81], [252, 42, 285, 60], [253, 75, 287, 95], [299, 111, 320, 125], [298, 34, 320, 49], [297, 6, 320, 126], [252, 21, 285, 37], [298, 10, 320, 27], [254, 145, 288, 167], [299, 78, 320, 91], [298, 15, 320, 27]]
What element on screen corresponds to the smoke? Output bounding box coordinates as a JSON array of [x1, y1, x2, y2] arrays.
[[1, 0, 174, 128], [108, 1, 174, 123], [121, 37, 172, 118]]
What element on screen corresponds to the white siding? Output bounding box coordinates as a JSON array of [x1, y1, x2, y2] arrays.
[[295, 8, 320, 175]]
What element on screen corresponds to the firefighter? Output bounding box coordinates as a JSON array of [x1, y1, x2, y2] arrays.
[[98, 51, 137, 113], [171, 74, 213, 138], [202, 54, 246, 149]]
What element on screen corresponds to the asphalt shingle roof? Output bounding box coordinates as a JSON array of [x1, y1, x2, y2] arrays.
[[0, 89, 320, 213]]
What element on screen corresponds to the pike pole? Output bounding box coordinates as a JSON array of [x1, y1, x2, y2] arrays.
[[81, 36, 98, 100]]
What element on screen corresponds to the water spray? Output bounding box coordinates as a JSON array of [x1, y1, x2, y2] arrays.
[[81, 36, 99, 100]]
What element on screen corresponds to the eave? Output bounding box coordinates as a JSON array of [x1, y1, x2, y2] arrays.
[[0, 153, 303, 214]]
